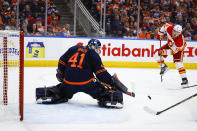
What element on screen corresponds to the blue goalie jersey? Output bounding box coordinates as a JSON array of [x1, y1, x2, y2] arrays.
[[58, 45, 113, 86]]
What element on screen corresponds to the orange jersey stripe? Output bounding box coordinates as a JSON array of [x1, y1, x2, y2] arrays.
[[59, 60, 66, 66], [95, 69, 107, 75], [63, 77, 95, 85]]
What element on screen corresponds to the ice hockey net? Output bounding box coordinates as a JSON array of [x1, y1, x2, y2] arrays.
[[0, 30, 24, 121]]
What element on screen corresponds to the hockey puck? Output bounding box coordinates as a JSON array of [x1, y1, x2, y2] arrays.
[[148, 95, 151, 100]]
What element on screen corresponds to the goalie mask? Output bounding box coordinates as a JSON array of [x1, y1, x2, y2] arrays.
[[87, 39, 101, 54], [172, 25, 182, 38]]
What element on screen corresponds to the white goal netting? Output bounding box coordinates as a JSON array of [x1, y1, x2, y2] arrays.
[[0, 30, 24, 121]]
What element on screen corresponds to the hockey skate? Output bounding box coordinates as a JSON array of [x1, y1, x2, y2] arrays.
[[181, 78, 189, 88], [160, 64, 169, 76]]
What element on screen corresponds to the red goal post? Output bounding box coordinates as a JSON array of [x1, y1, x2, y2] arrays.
[[0, 30, 24, 121]]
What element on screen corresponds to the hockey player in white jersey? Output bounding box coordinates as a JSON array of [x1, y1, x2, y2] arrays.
[[156, 23, 188, 87]]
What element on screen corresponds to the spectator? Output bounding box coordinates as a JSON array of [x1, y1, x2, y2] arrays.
[[176, 15, 185, 28], [183, 30, 192, 40], [123, 29, 137, 39], [30, 0, 39, 16], [61, 24, 71, 37], [19, 0, 26, 13], [33, 17, 45, 35], [48, 19, 61, 36], [26, 14, 36, 32], [5, 17, 16, 30], [0, 15, 4, 26], [47, 11, 59, 26], [1, 2, 11, 25], [39, 6, 46, 20], [111, 15, 123, 37], [21, 18, 29, 35], [190, 17, 197, 40], [184, 23, 192, 33], [23, 4, 32, 18], [120, 10, 129, 23], [141, 18, 150, 31], [138, 28, 151, 39], [123, 21, 130, 34], [1, 0, 196, 39], [48, 1, 58, 14]]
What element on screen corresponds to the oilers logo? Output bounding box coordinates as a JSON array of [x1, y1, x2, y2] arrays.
[[26, 42, 45, 58]]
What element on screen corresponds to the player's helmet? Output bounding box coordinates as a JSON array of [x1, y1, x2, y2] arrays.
[[172, 25, 182, 38], [87, 39, 101, 54]]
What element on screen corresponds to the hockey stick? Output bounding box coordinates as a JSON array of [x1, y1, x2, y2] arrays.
[[159, 40, 163, 82], [182, 84, 197, 89], [144, 92, 197, 115]]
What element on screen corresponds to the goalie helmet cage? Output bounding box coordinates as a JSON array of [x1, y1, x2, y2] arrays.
[[0, 30, 24, 121]]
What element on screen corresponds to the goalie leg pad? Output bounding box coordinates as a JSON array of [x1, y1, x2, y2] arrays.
[[36, 84, 61, 100], [36, 96, 68, 104], [36, 84, 68, 104], [36, 88, 51, 100], [98, 90, 123, 109]]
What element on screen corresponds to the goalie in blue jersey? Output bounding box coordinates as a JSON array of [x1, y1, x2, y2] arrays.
[[36, 39, 135, 108]]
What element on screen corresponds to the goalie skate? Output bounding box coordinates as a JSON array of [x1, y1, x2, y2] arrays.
[[36, 97, 53, 104], [36, 96, 68, 104], [98, 100, 123, 109]]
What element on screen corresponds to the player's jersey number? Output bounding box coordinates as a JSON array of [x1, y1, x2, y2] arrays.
[[68, 52, 85, 69]]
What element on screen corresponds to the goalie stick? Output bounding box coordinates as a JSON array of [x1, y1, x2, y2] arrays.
[[112, 74, 135, 97], [144, 92, 197, 115]]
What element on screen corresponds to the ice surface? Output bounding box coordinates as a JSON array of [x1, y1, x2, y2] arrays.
[[0, 67, 197, 131]]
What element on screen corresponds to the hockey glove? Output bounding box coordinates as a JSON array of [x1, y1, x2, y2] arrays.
[[169, 42, 179, 54], [112, 73, 135, 97], [158, 49, 168, 56], [157, 34, 163, 41]]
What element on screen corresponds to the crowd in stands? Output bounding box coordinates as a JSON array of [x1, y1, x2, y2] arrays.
[[83, 0, 197, 40], [0, 0, 197, 40], [0, 0, 71, 36]]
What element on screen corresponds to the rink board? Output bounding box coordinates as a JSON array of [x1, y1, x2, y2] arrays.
[[24, 60, 197, 69], [2, 36, 195, 69]]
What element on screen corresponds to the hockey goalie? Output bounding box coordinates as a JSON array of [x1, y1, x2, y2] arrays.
[[36, 39, 135, 108]]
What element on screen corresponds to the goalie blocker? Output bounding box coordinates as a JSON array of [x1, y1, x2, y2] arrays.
[[36, 74, 135, 108], [112, 73, 135, 97]]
